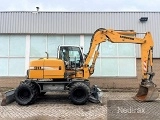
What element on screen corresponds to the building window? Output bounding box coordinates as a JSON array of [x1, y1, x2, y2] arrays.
[[30, 35, 80, 59], [0, 34, 136, 77], [0, 35, 26, 76], [30, 35, 46, 57], [48, 35, 63, 57], [64, 35, 80, 45], [84, 35, 136, 77]]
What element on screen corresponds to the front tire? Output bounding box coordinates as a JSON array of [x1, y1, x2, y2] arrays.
[[14, 81, 38, 105], [69, 82, 90, 105]]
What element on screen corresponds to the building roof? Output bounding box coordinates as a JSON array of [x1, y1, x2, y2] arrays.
[[0, 11, 159, 34], [0, 11, 160, 57]]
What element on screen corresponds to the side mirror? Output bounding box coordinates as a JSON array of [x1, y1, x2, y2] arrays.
[[80, 46, 83, 50], [45, 52, 49, 59]]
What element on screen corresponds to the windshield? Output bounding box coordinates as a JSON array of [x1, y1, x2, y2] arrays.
[[58, 46, 83, 63]]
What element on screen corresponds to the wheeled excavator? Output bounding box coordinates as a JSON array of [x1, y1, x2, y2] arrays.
[[1, 28, 159, 106]]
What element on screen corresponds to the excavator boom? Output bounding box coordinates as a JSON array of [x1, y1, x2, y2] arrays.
[[83, 28, 158, 101]]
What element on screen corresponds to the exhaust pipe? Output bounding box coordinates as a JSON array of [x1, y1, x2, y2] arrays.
[[1, 89, 15, 106]]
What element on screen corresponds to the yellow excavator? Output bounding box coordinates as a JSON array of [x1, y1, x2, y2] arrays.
[[1, 28, 159, 106]]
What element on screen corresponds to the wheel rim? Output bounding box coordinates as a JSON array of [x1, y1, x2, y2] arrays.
[[18, 88, 31, 101], [73, 88, 87, 100]]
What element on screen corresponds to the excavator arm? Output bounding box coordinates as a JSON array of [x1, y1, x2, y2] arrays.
[[83, 28, 158, 102]]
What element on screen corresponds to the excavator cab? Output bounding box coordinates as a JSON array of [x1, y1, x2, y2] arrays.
[[57, 45, 84, 69]]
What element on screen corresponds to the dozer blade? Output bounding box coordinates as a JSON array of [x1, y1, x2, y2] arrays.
[[133, 85, 159, 102], [89, 85, 103, 103], [1, 89, 15, 106]]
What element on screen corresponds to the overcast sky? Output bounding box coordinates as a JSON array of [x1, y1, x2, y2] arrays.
[[0, 0, 160, 11]]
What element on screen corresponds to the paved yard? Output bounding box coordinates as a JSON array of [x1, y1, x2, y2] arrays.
[[0, 91, 160, 120]]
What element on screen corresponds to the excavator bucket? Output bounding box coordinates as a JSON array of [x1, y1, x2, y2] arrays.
[[133, 84, 159, 102], [1, 89, 15, 106]]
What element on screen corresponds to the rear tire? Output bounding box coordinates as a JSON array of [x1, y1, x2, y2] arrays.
[[69, 82, 90, 105], [14, 81, 38, 105]]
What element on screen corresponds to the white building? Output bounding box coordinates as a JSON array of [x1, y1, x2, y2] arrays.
[[0, 11, 160, 78]]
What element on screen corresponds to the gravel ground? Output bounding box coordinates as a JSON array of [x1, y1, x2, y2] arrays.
[[0, 91, 160, 120]]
